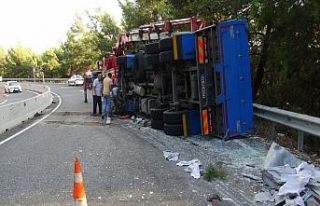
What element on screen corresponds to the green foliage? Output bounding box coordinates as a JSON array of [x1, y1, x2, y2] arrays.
[[0, 9, 120, 78], [0, 46, 5, 76], [41, 48, 60, 78], [3, 46, 38, 78], [57, 9, 121, 76], [168, 0, 250, 22], [203, 162, 227, 182], [250, 0, 320, 116], [119, 0, 175, 31]]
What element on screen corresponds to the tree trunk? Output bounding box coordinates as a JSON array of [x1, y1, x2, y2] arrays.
[[252, 23, 272, 100]]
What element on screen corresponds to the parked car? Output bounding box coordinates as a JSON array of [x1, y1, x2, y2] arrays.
[[4, 81, 22, 93], [67, 75, 84, 86]]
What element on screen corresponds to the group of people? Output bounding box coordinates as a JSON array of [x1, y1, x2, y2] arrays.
[[92, 72, 119, 125]]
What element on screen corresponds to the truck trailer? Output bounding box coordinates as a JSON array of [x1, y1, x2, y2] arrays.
[[103, 17, 254, 140]]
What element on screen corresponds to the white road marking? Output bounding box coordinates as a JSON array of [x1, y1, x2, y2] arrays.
[[0, 100, 8, 105], [28, 90, 40, 95], [0, 92, 62, 146]]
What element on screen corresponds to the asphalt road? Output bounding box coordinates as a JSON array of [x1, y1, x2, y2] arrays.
[[0, 84, 210, 206], [0, 83, 271, 206], [0, 90, 39, 106]]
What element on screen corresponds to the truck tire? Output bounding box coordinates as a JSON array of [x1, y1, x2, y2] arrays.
[[144, 54, 153, 70], [164, 123, 183, 136], [145, 42, 159, 54], [151, 119, 164, 130], [159, 37, 173, 51], [133, 52, 145, 79], [150, 108, 167, 120], [116, 56, 126, 65], [163, 109, 187, 125], [159, 51, 174, 64], [146, 53, 160, 66]]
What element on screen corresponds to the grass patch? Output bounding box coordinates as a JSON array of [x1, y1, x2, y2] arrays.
[[203, 162, 227, 182]]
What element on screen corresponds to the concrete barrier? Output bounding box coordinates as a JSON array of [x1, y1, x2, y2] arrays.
[[0, 83, 53, 134]]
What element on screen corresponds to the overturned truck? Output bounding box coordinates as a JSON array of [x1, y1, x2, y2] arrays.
[[105, 17, 254, 139]]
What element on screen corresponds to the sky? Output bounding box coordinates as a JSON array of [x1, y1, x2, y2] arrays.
[[0, 0, 123, 54]]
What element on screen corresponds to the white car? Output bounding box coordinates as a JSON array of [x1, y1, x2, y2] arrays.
[[67, 75, 84, 86], [4, 81, 22, 93]]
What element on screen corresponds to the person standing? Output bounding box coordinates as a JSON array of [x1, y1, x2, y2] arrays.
[[111, 83, 120, 114], [92, 73, 103, 115], [101, 72, 113, 124]]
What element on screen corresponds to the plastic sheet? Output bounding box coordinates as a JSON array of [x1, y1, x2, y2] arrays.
[[163, 150, 180, 161]]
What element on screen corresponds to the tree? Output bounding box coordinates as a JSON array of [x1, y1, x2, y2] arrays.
[[41, 48, 60, 78], [118, 0, 175, 31], [60, 10, 121, 76], [3, 46, 39, 78], [0, 46, 5, 76], [250, 0, 320, 116]]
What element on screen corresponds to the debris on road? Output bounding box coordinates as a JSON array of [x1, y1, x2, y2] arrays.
[[135, 117, 150, 127], [207, 193, 222, 202], [176, 159, 202, 179], [206, 193, 222, 206], [262, 142, 302, 189], [260, 142, 320, 205], [242, 173, 262, 182], [163, 150, 180, 161], [253, 191, 274, 203]]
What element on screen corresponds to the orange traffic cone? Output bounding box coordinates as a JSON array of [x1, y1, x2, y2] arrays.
[[73, 157, 88, 206]]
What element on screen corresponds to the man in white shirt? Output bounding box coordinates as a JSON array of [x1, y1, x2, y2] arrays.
[[92, 73, 103, 115]]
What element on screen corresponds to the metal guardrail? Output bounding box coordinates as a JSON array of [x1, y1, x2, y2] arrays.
[[253, 103, 320, 151], [1, 78, 68, 83]]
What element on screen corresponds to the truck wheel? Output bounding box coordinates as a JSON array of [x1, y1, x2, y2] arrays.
[[144, 54, 153, 70], [133, 52, 145, 79], [146, 53, 160, 66], [150, 108, 167, 120], [164, 123, 183, 136], [163, 109, 187, 124], [159, 37, 173, 51], [151, 119, 164, 130], [116, 56, 126, 65], [159, 51, 174, 64], [145, 42, 159, 54]]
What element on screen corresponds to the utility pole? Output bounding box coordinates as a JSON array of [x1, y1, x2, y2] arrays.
[[32, 67, 35, 82], [40, 67, 45, 87]]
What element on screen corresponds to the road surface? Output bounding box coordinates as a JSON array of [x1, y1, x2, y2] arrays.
[[0, 83, 270, 206], [0, 90, 39, 106]]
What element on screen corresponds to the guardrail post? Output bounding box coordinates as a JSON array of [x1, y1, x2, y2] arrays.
[[270, 122, 276, 140], [298, 131, 304, 151]]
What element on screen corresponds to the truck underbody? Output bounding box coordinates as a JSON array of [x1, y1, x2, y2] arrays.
[[104, 17, 254, 139]]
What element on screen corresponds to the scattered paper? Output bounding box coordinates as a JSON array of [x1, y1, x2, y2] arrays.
[[262, 142, 320, 205], [177, 159, 202, 179], [263, 142, 301, 169], [163, 150, 180, 161], [176, 159, 201, 166]]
